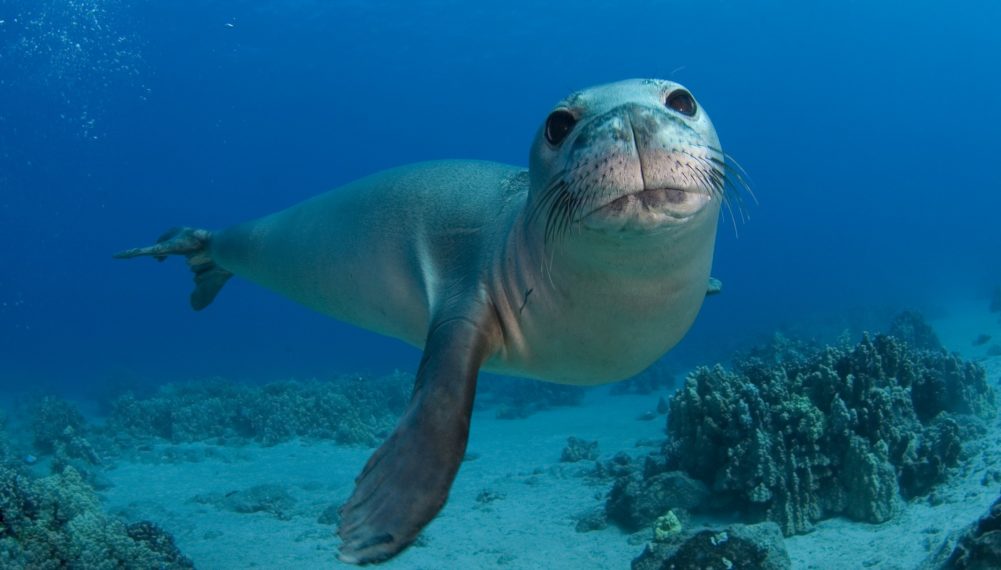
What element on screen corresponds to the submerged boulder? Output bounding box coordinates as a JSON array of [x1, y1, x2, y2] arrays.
[[631, 522, 790, 570], [222, 484, 297, 520], [560, 436, 599, 463], [921, 492, 1001, 569], [606, 471, 709, 531]]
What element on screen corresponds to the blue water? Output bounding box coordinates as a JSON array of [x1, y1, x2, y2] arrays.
[[2, 0, 999, 395]]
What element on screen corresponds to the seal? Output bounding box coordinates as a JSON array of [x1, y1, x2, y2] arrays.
[[115, 79, 748, 564]]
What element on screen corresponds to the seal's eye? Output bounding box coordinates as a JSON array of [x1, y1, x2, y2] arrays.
[[545, 110, 576, 145], [666, 90, 697, 117]]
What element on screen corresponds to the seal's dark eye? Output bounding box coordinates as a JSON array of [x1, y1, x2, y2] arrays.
[[666, 90, 697, 117], [545, 110, 576, 145]]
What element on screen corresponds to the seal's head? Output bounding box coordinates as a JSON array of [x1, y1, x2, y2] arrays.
[[528, 79, 741, 242]]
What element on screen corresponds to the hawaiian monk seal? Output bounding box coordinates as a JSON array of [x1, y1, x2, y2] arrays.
[[115, 79, 749, 564]]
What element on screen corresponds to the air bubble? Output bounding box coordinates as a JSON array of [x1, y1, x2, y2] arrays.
[[2, 0, 146, 139]]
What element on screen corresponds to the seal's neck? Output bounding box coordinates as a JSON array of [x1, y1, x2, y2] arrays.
[[487, 208, 718, 383], [495, 208, 718, 303]]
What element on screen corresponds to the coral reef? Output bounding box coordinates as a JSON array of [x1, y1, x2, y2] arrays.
[[30, 397, 87, 456], [560, 437, 599, 463], [477, 376, 586, 419], [107, 372, 413, 447], [124, 522, 191, 569], [631, 522, 790, 570], [663, 330, 994, 535], [0, 464, 192, 569], [607, 312, 996, 538], [921, 492, 1001, 569], [26, 396, 103, 486]]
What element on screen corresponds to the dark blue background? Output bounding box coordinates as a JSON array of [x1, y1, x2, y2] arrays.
[[2, 0, 999, 395]]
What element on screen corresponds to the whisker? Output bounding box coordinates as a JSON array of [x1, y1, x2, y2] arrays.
[[689, 164, 721, 202], [529, 175, 567, 225], [721, 188, 741, 238], [716, 166, 749, 225], [691, 161, 741, 235], [710, 155, 757, 207], [723, 151, 756, 201], [548, 188, 577, 244], [678, 146, 754, 236], [537, 173, 603, 245]]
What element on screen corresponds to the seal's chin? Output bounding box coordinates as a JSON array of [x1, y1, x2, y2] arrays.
[[582, 187, 712, 233]]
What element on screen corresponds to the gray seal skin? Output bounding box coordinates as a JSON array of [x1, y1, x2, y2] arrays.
[[115, 78, 743, 564]]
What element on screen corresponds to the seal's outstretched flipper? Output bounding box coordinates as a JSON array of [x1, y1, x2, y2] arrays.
[[338, 312, 499, 564], [706, 277, 723, 296], [114, 227, 233, 311]]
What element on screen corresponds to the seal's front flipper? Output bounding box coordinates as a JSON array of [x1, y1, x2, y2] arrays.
[[114, 227, 233, 310], [706, 277, 723, 296], [338, 312, 499, 564]]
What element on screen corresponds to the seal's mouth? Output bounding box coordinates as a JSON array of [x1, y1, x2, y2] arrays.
[[531, 167, 736, 242], [529, 119, 753, 242], [580, 185, 713, 233], [587, 187, 702, 218]]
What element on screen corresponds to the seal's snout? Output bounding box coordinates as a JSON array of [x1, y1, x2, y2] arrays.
[[561, 102, 719, 232], [622, 102, 663, 147], [618, 102, 708, 193], [529, 79, 751, 242]]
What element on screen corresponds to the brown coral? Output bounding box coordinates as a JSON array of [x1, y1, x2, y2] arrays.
[[662, 330, 994, 536]]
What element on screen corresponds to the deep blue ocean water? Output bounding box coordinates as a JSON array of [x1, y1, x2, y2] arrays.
[[2, 0, 1000, 395]]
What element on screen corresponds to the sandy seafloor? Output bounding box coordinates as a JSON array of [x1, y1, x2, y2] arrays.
[[98, 299, 1001, 570]]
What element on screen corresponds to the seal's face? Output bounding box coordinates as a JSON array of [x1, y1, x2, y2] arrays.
[[528, 79, 734, 241]]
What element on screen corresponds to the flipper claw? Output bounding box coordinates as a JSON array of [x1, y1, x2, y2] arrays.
[[113, 227, 211, 260]]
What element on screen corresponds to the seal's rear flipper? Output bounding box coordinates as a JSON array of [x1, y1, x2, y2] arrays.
[[337, 313, 499, 564], [114, 227, 232, 311]]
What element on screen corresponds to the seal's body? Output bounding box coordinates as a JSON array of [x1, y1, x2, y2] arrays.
[[212, 162, 519, 361], [116, 79, 743, 564], [212, 159, 716, 385]]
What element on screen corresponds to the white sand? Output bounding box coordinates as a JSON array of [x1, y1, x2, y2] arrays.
[[99, 302, 1001, 569], [102, 392, 665, 569]]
